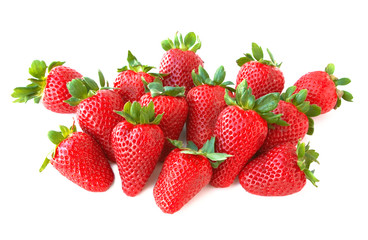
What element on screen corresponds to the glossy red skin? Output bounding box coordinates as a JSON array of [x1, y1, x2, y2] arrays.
[[159, 49, 203, 95], [113, 70, 155, 103], [111, 121, 164, 197], [51, 132, 114, 192], [236, 61, 284, 99], [186, 85, 228, 149], [259, 101, 309, 153], [239, 142, 306, 196], [211, 106, 268, 188], [140, 93, 188, 160], [43, 66, 82, 113], [294, 71, 337, 114], [153, 149, 212, 214], [77, 90, 125, 162]]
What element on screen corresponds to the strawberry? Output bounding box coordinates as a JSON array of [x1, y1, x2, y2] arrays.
[[114, 51, 160, 103], [111, 101, 165, 196], [39, 124, 114, 192], [12, 60, 82, 113], [186, 66, 235, 148], [65, 72, 125, 162], [159, 32, 203, 95], [294, 63, 353, 114], [139, 80, 188, 160], [211, 79, 288, 188], [258, 86, 321, 153], [153, 138, 231, 214], [236, 43, 284, 98], [239, 141, 319, 196]]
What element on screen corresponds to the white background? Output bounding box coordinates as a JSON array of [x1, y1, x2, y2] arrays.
[[1, 0, 367, 239]]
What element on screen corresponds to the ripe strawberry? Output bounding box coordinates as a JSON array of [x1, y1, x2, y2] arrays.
[[236, 43, 284, 98], [114, 51, 160, 103], [294, 63, 353, 114], [111, 101, 165, 197], [65, 72, 125, 162], [211, 79, 288, 188], [154, 137, 231, 214], [159, 32, 203, 95], [39, 124, 114, 192], [139, 80, 188, 160], [239, 141, 319, 196], [186, 66, 235, 148], [12, 60, 82, 113], [258, 86, 321, 153]]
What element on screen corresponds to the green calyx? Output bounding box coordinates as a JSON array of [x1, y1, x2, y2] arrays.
[[169, 137, 232, 168], [65, 70, 111, 106], [191, 66, 235, 92], [115, 101, 163, 125], [144, 78, 185, 98], [296, 140, 320, 187], [236, 42, 282, 68], [224, 79, 288, 126], [324, 63, 353, 109], [39, 124, 77, 172], [161, 31, 201, 53], [281, 86, 321, 135], [12, 60, 65, 103]]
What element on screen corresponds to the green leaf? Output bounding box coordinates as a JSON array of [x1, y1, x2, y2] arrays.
[[283, 86, 297, 101], [117, 66, 128, 72], [191, 42, 201, 53], [130, 101, 141, 122], [116, 110, 136, 125], [98, 70, 106, 88], [29, 60, 47, 79], [252, 43, 263, 61], [224, 89, 236, 106], [146, 101, 155, 121], [161, 40, 172, 51], [67, 79, 88, 99], [236, 56, 252, 67], [325, 63, 335, 75], [206, 152, 232, 161], [174, 33, 180, 48], [198, 66, 209, 80], [305, 104, 321, 117], [83, 77, 99, 91], [48, 130, 65, 145], [39, 157, 50, 172], [127, 50, 141, 67], [213, 66, 226, 85], [34, 96, 41, 103], [48, 61, 65, 72], [64, 97, 81, 106], [254, 93, 280, 113], [184, 32, 196, 49], [200, 137, 215, 154], [294, 89, 308, 105], [152, 113, 163, 125], [342, 91, 353, 102], [163, 86, 185, 97], [168, 139, 183, 149], [335, 78, 351, 86], [297, 142, 305, 159], [187, 141, 198, 151], [59, 125, 70, 138], [267, 48, 275, 64]]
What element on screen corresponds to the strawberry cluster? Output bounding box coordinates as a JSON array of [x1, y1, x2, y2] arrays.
[[12, 32, 353, 214]]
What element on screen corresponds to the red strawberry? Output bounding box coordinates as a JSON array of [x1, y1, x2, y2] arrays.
[[12, 60, 82, 113], [159, 32, 203, 95], [258, 86, 321, 153], [111, 101, 165, 196], [294, 63, 353, 114], [153, 138, 231, 214], [65, 72, 125, 162], [39, 124, 114, 192], [139, 80, 188, 160], [236, 43, 284, 98], [211, 79, 287, 188], [186, 66, 235, 148], [239, 141, 319, 196], [114, 51, 160, 103]]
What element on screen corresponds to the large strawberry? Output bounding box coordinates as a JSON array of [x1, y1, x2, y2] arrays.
[[39, 124, 114, 192], [211, 79, 288, 188], [114, 50, 160, 103], [111, 101, 165, 197], [154, 137, 231, 214], [236, 43, 284, 98], [139, 80, 188, 160], [65, 72, 124, 162], [159, 32, 203, 95], [258, 86, 321, 153], [239, 141, 319, 196], [186, 66, 235, 148], [294, 63, 353, 114], [12, 60, 82, 113]]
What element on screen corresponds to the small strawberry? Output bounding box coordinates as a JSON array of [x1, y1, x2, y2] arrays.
[[294, 63, 353, 114], [140, 80, 188, 160], [12, 60, 82, 113], [111, 101, 165, 197], [258, 86, 321, 153], [186, 66, 235, 148], [114, 51, 161, 103], [239, 141, 319, 196], [236, 43, 284, 98], [153, 137, 231, 214], [65, 72, 125, 162], [159, 32, 203, 95], [211, 79, 288, 188], [39, 124, 114, 192]]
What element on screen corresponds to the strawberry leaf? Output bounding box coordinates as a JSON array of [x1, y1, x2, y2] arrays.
[[252, 43, 264, 61]]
